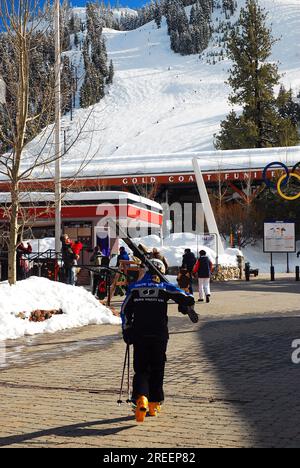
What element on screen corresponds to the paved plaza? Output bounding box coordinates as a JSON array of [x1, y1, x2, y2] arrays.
[[1, 276, 300, 448]]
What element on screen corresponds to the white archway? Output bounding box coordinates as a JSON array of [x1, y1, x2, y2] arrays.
[[193, 158, 225, 257]]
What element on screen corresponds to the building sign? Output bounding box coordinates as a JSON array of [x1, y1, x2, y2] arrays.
[[120, 171, 266, 186], [197, 234, 217, 252], [264, 221, 296, 253], [0, 168, 287, 192]]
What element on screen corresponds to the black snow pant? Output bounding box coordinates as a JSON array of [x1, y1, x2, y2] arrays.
[[132, 339, 168, 403], [92, 274, 101, 296]]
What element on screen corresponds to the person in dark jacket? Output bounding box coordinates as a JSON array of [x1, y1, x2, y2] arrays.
[[121, 259, 195, 422], [90, 246, 104, 296], [114, 246, 130, 296], [0, 243, 8, 281], [61, 235, 76, 285], [117, 246, 130, 267], [182, 248, 196, 271], [181, 248, 196, 293], [16, 242, 32, 280], [193, 250, 213, 303]]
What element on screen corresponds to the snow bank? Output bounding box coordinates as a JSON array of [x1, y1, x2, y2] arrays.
[[26, 237, 55, 253], [0, 277, 120, 341], [26, 234, 239, 268], [243, 241, 300, 274], [121, 233, 240, 268]]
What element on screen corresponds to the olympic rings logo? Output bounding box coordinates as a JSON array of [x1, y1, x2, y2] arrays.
[[263, 162, 300, 201]]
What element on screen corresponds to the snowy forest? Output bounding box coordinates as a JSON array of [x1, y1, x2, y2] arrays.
[[0, 0, 235, 152], [0, 1, 113, 153]]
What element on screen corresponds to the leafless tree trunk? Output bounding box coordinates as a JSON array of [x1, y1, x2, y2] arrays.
[[0, 0, 31, 284], [0, 1, 100, 284]]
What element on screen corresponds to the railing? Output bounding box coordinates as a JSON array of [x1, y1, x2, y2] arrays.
[[0, 251, 137, 306]]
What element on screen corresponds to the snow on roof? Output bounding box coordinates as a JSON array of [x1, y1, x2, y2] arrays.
[[0, 146, 299, 183], [0, 190, 163, 210], [67, 146, 300, 178]]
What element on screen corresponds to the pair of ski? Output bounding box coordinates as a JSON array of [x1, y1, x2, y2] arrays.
[[118, 225, 199, 324]]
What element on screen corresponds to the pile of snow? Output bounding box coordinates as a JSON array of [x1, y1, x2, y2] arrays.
[[243, 241, 300, 274], [122, 233, 240, 268], [0, 277, 120, 341]]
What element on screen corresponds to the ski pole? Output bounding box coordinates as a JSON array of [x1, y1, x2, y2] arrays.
[[126, 343, 131, 404], [117, 344, 129, 405]]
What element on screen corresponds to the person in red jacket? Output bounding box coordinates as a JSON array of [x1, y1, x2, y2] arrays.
[[193, 250, 214, 303], [70, 240, 83, 285], [70, 240, 83, 260]]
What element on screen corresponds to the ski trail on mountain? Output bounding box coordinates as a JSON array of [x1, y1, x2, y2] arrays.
[[17, 0, 300, 176]]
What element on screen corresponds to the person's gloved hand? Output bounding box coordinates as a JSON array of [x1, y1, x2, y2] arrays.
[[178, 305, 199, 323], [178, 304, 189, 314], [122, 327, 133, 345], [187, 306, 199, 323]]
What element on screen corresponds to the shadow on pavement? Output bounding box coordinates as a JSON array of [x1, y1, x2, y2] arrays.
[[198, 316, 300, 448], [211, 278, 300, 295], [0, 416, 135, 447]]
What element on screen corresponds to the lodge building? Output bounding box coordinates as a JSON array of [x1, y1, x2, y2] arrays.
[[0, 146, 298, 207]]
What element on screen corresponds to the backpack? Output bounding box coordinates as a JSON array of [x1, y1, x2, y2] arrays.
[[177, 269, 191, 289]]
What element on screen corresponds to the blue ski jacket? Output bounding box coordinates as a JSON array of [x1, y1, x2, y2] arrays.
[[121, 273, 195, 341]]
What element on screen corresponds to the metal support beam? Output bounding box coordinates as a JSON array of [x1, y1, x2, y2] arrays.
[[193, 158, 224, 256]]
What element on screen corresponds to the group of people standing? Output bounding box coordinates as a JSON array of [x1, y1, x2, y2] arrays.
[[115, 244, 213, 304], [179, 248, 213, 303]]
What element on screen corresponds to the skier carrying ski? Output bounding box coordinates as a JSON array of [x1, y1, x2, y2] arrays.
[[121, 258, 195, 423]]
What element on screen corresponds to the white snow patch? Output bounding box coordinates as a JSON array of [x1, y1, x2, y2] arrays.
[[0, 277, 120, 342], [243, 241, 300, 274]]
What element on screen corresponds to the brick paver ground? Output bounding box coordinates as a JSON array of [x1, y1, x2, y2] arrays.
[[1, 276, 300, 448]]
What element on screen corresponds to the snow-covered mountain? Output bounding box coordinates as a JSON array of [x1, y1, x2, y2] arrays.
[[99, 0, 300, 156], [72, 6, 138, 21], [5, 0, 300, 180], [77, 1, 297, 153]]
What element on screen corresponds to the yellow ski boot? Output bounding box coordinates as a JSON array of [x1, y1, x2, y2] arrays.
[[148, 402, 161, 417], [135, 396, 148, 423]]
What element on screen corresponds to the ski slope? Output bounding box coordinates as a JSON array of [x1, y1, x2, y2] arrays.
[[74, 0, 300, 157], [1, 0, 299, 181]]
